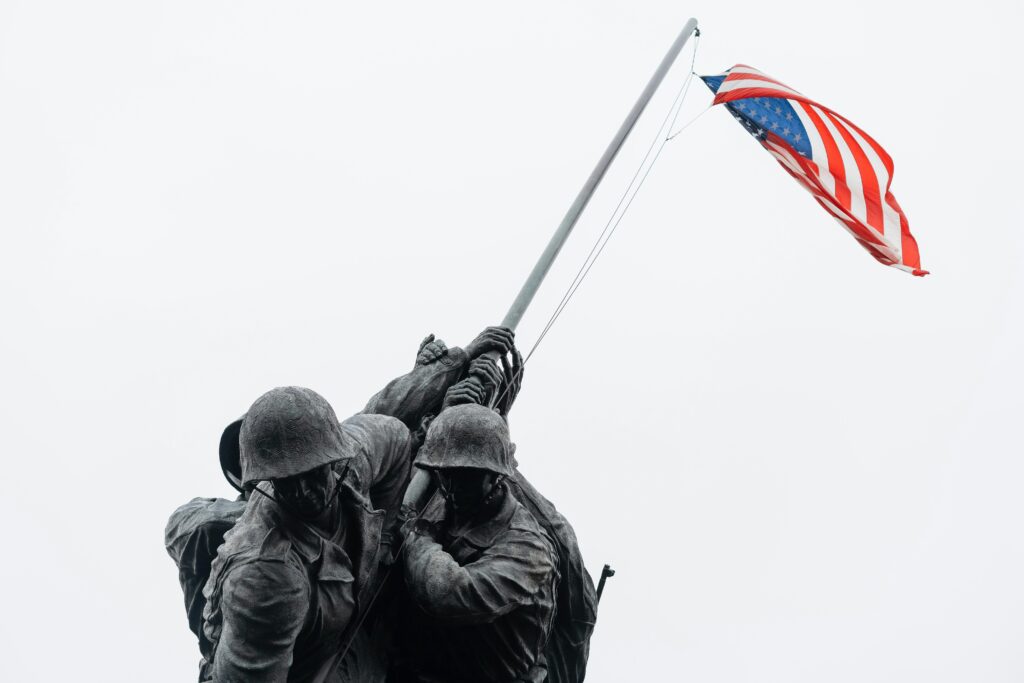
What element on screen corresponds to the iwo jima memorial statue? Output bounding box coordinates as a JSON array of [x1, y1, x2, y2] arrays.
[[165, 16, 927, 683]]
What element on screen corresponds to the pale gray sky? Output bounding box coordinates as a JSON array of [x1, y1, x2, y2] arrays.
[[2, 1, 1022, 681]]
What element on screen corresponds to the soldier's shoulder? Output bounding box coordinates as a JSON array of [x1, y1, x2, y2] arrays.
[[507, 496, 555, 546], [341, 412, 409, 443]]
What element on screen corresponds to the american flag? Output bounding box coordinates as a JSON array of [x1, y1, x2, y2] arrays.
[[701, 65, 926, 276]]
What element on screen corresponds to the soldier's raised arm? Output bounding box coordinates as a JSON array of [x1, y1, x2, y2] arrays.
[[361, 326, 514, 431]]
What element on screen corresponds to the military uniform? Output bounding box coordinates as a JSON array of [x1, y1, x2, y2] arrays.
[[506, 473, 597, 683], [200, 412, 411, 683], [398, 404, 560, 683], [402, 489, 559, 683]]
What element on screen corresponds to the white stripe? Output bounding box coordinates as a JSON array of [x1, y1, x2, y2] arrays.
[[727, 66, 800, 94], [729, 66, 769, 75], [789, 103, 835, 196], [812, 105, 871, 234], [718, 78, 803, 99], [838, 120, 902, 262]]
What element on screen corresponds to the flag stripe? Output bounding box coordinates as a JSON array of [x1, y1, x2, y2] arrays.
[[789, 104, 833, 196], [822, 109, 886, 246], [799, 103, 851, 214], [838, 117, 901, 255], [716, 80, 804, 99]]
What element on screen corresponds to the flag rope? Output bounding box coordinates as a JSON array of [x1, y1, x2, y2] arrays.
[[666, 102, 713, 140]]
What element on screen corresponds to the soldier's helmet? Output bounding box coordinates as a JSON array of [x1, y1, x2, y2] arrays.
[[415, 404, 515, 478], [219, 416, 245, 493], [239, 386, 350, 486]]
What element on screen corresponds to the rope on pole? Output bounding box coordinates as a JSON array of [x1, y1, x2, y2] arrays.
[[492, 31, 706, 411], [527, 33, 702, 362]]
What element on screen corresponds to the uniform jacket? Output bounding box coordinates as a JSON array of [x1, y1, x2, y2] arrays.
[[200, 413, 411, 683], [402, 488, 559, 683], [507, 473, 597, 683]]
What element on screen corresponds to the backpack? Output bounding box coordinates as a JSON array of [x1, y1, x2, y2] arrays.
[[509, 472, 598, 683]]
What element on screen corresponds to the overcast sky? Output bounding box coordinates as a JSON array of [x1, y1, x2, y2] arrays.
[[2, 1, 1022, 681]]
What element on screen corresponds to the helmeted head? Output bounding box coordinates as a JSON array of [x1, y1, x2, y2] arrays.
[[239, 386, 350, 487], [416, 404, 515, 515], [415, 404, 515, 477]]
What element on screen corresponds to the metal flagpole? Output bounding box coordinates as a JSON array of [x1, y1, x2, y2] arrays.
[[500, 17, 699, 331], [333, 24, 700, 673]]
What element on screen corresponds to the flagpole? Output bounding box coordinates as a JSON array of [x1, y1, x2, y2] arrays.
[[500, 17, 699, 331]]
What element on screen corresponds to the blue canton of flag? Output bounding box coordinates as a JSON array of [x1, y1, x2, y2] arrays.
[[702, 74, 811, 156]]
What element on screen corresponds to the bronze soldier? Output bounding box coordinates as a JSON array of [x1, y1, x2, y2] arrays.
[[401, 362, 598, 683], [399, 404, 560, 683], [199, 387, 407, 682]]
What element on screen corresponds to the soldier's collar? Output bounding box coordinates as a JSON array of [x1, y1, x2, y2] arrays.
[[447, 488, 518, 549], [268, 480, 347, 564]]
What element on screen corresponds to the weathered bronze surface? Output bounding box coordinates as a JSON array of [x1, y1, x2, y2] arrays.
[[165, 329, 596, 682]]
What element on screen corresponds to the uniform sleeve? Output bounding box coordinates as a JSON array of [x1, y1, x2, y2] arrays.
[[403, 527, 556, 625], [341, 414, 413, 515], [362, 347, 469, 431], [211, 560, 308, 683]]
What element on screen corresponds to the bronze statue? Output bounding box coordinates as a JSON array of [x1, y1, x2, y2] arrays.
[[165, 327, 597, 682], [398, 405, 559, 683], [165, 328, 516, 681], [199, 387, 409, 682]]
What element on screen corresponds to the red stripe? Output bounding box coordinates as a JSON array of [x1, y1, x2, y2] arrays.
[[832, 111, 894, 182], [798, 103, 850, 211], [716, 89, 792, 102], [714, 87, 795, 105], [822, 110, 884, 235], [885, 192, 922, 271]]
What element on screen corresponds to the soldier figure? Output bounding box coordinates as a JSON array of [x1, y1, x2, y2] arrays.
[[199, 386, 411, 682], [398, 404, 560, 683], [420, 365, 599, 683]]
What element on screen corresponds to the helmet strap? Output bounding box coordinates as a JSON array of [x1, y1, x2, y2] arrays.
[[252, 464, 348, 522]]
